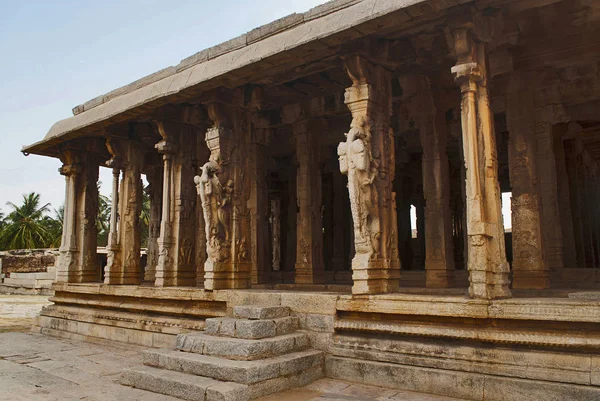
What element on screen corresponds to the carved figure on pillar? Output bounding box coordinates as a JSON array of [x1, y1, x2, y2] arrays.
[[450, 24, 511, 299], [194, 101, 251, 290], [338, 49, 400, 295]]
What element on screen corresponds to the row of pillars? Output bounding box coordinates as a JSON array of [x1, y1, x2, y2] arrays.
[[56, 23, 574, 299]]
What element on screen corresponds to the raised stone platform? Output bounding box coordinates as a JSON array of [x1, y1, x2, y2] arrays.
[[122, 305, 324, 400], [34, 284, 600, 400]]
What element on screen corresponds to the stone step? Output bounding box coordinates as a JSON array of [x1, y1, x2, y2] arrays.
[[176, 331, 309, 361], [9, 271, 55, 280], [204, 316, 298, 340], [121, 364, 248, 401], [3, 277, 54, 288], [232, 305, 290, 320], [144, 348, 324, 385]]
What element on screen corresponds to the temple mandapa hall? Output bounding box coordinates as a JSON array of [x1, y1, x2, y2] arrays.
[[22, 0, 600, 400]]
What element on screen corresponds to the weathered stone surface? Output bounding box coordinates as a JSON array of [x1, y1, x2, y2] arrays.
[[144, 348, 323, 385], [176, 332, 307, 361], [121, 364, 248, 401], [326, 356, 485, 400], [233, 305, 290, 320], [205, 317, 298, 339], [0, 249, 58, 274]]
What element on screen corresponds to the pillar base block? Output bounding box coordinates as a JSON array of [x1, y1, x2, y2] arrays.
[[203, 261, 251, 290], [426, 268, 456, 289], [155, 275, 197, 288], [512, 272, 551, 290], [351, 259, 400, 295], [295, 262, 326, 284], [104, 276, 142, 286]]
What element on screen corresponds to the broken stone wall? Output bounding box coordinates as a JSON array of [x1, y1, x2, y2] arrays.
[[0, 249, 59, 275]]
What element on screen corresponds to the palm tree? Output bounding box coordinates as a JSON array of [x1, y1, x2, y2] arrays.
[[140, 189, 150, 248], [0, 210, 5, 231], [0, 193, 54, 250], [44, 206, 64, 248], [97, 194, 111, 247]]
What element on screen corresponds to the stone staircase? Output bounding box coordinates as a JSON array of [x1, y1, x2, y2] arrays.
[[121, 305, 324, 401]]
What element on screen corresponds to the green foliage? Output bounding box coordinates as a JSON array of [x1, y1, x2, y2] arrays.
[[97, 194, 111, 247], [0, 187, 149, 251], [140, 188, 150, 248], [0, 193, 55, 250]]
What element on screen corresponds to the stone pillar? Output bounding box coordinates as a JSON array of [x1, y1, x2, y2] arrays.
[[248, 128, 270, 285], [399, 74, 456, 288], [144, 166, 162, 283], [506, 73, 548, 289], [294, 119, 325, 284], [554, 124, 578, 269], [535, 118, 566, 278], [104, 140, 143, 285], [564, 139, 586, 269], [56, 151, 101, 283], [154, 120, 198, 287], [451, 28, 511, 299], [337, 49, 400, 295], [105, 156, 121, 280], [331, 169, 347, 273], [194, 102, 251, 290]]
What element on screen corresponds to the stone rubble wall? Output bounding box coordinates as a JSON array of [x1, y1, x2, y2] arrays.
[[0, 249, 59, 275]]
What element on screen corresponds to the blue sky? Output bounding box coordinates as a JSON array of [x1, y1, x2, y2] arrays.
[[0, 0, 324, 213]]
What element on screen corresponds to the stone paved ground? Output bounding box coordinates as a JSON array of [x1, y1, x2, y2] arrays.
[[0, 296, 465, 401]]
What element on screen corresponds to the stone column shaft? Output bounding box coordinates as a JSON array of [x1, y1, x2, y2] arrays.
[[104, 141, 143, 285], [553, 126, 578, 270], [155, 122, 198, 287], [338, 52, 400, 295], [451, 31, 510, 299], [400, 74, 456, 288], [294, 120, 325, 284], [195, 103, 251, 290], [144, 167, 162, 282], [506, 74, 548, 289], [248, 129, 270, 285], [57, 152, 100, 283]]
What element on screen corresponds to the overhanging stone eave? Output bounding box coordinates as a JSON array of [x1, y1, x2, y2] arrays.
[[22, 0, 475, 157]]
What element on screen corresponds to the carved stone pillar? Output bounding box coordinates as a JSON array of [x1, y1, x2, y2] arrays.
[[506, 73, 548, 289], [194, 102, 251, 290], [535, 119, 566, 277], [294, 120, 325, 284], [144, 166, 162, 282], [56, 151, 101, 283], [154, 120, 198, 287], [451, 28, 511, 299], [338, 51, 400, 295], [554, 124, 578, 270], [104, 140, 143, 285], [248, 128, 270, 285], [399, 74, 456, 288]]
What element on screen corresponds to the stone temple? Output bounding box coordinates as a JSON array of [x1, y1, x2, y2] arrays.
[[21, 0, 600, 399]]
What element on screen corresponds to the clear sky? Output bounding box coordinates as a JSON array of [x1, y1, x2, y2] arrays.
[[0, 0, 325, 214]]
